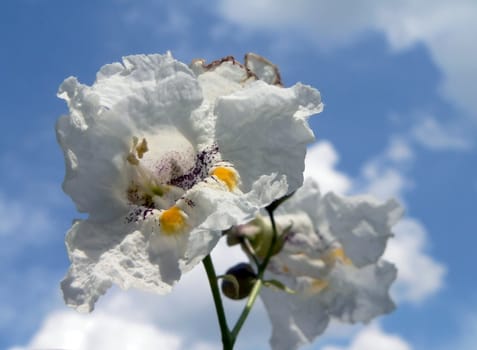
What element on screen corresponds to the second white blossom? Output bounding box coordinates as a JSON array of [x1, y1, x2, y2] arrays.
[[228, 179, 403, 350]]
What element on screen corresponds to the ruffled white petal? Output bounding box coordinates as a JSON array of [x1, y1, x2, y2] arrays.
[[62, 215, 225, 312], [57, 54, 203, 221], [215, 82, 322, 193], [61, 220, 173, 313], [244, 52, 282, 85], [190, 57, 253, 103], [278, 179, 322, 232], [278, 179, 403, 267], [323, 261, 397, 323], [95, 54, 202, 115], [180, 173, 288, 240], [261, 260, 396, 350], [192, 56, 322, 195], [319, 192, 403, 267], [56, 80, 132, 221], [260, 275, 330, 350]]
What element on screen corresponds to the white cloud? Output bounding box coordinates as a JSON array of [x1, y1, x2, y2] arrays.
[[215, 0, 477, 116], [385, 218, 446, 303], [9, 274, 220, 350], [304, 141, 351, 194], [386, 138, 414, 163], [355, 137, 414, 201], [0, 192, 51, 238], [10, 310, 186, 350], [217, 0, 378, 49], [378, 1, 477, 116], [9, 239, 270, 350], [411, 117, 473, 151], [361, 167, 409, 201], [322, 324, 412, 350]]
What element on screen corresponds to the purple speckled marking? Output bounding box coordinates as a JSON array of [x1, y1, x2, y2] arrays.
[[153, 150, 189, 181], [125, 145, 219, 223], [169, 144, 220, 190], [125, 206, 155, 224], [182, 197, 196, 208]]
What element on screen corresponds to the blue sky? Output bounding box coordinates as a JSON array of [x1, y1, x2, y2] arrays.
[[1, 1, 476, 349]]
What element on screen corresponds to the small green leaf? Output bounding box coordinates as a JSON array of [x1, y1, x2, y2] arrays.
[[263, 279, 296, 294]]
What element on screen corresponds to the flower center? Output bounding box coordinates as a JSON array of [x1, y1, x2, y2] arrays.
[[124, 130, 241, 235], [135, 129, 197, 185], [126, 129, 196, 207]]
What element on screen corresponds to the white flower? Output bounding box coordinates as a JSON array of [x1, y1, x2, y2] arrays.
[[230, 179, 402, 350], [56, 53, 323, 312]]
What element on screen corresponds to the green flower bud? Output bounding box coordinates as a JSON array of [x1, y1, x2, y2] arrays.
[[226, 216, 290, 259]]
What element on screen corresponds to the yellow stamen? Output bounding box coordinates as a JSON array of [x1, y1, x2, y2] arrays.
[[159, 206, 187, 235], [212, 166, 238, 191], [322, 247, 353, 266], [136, 138, 149, 159], [127, 153, 139, 165], [306, 278, 329, 295], [132, 136, 139, 147]]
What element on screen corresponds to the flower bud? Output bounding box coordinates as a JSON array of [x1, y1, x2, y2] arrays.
[[221, 263, 257, 300], [226, 216, 289, 259]]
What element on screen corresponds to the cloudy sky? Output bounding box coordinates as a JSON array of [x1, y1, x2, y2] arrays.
[[1, 0, 476, 349]]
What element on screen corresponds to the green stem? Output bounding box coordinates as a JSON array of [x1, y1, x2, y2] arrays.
[[260, 207, 279, 273], [203, 255, 233, 350], [230, 206, 279, 345], [231, 278, 263, 340]]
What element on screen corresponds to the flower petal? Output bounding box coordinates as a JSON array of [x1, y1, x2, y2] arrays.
[[324, 260, 397, 323], [260, 275, 330, 350], [260, 260, 396, 350], [57, 54, 204, 221], [320, 192, 403, 267], [62, 212, 226, 313], [183, 173, 288, 232], [279, 179, 403, 267], [190, 56, 253, 103], [279, 178, 322, 227], [245, 52, 282, 85], [215, 82, 322, 193], [61, 219, 173, 312]]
